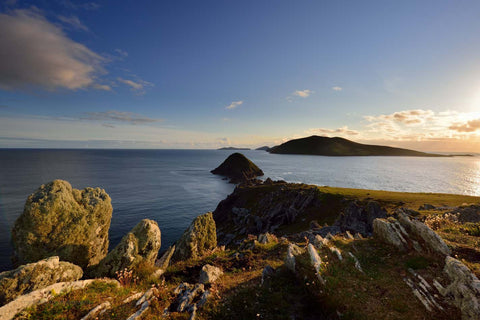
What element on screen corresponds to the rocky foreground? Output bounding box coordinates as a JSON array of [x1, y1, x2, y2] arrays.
[[1, 158, 480, 319]]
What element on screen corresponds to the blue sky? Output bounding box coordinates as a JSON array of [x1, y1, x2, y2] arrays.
[[1, 0, 480, 151]]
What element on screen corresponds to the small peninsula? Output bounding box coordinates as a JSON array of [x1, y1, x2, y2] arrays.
[[255, 146, 271, 151], [269, 135, 445, 157]]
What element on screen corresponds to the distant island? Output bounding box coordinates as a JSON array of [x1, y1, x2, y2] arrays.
[[269, 135, 446, 157], [217, 147, 251, 150], [255, 146, 270, 151]]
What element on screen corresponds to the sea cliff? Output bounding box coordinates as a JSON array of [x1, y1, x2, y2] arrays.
[[2, 156, 480, 320]]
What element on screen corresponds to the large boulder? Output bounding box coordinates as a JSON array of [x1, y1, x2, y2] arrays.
[[0, 256, 82, 306], [211, 153, 264, 183], [11, 180, 112, 269], [91, 219, 161, 278], [172, 212, 217, 261], [199, 264, 223, 284]]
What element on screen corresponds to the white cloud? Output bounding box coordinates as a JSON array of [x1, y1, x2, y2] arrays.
[[58, 15, 88, 31], [225, 101, 243, 110], [332, 86, 342, 91], [114, 49, 129, 58], [0, 8, 106, 91], [117, 77, 154, 95], [293, 89, 313, 98]]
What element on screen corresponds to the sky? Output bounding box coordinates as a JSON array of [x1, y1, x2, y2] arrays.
[[1, 1, 480, 151]]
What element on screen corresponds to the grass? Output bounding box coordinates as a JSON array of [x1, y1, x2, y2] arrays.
[[295, 237, 460, 320]]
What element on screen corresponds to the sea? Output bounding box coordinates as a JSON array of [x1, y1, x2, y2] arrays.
[[0, 149, 479, 271]]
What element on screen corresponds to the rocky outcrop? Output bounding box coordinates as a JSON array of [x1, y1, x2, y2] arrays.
[[373, 210, 451, 256], [334, 201, 387, 236], [0, 279, 119, 320], [11, 180, 112, 269], [172, 212, 217, 262], [170, 283, 210, 317], [0, 256, 82, 306], [214, 184, 336, 244], [91, 219, 161, 278], [199, 264, 223, 284], [442, 256, 480, 320], [155, 245, 175, 270], [211, 153, 264, 183], [285, 243, 305, 273]]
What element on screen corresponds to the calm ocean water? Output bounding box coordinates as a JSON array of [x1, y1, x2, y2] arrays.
[[0, 149, 479, 271]]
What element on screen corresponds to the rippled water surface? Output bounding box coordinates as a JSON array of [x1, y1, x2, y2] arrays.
[[0, 149, 479, 271]]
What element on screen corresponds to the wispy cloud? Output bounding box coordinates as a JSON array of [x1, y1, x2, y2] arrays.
[[59, 1, 100, 11], [117, 77, 154, 95], [0, 8, 106, 91], [308, 126, 359, 136], [58, 15, 88, 31], [332, 86, 343, 91], [293, 89, 313, 98], [225, 100, 243, 110], [81, 110, 161, 125], [114, 49, 128, 58]]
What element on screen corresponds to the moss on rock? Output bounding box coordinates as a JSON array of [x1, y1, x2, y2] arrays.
[[90, 219, 161, 278], [11, 180, 112, 269], [0, 256, 83, 306], [172, 212, 217, 261]]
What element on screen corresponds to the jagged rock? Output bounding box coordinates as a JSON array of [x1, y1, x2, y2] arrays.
[[348, 252, 363, 273], [211, 153, 264, 183], [373, 211, 451, 256], [261, 265, 275, 286], [329, 246, 343, 260], [419, 204, 436, 210], [0, 256, 83, 306], [307, 244, 325, 284], [199, 264, 223, 284], [373, 217, 409, 251], [397, 210, 451, 256], [257, 232, 277, 244], [442, 256, 480, 320], [91, 219, 161, 277], [310, 220, 322, 229], [172, 212, 217, 261], [285, 243, 305, 273], [172, 283, 206, 313], [334, 201, 387, 236], [11, 180, 112, 269], [213, 184, 324, 243], [0, 279, 119, 320], [80, 301, 111, 320], [156, 245, 175, 270]]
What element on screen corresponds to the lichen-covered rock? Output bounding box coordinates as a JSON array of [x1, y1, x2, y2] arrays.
[[373, 217, 409, 251], [155, 245, 175, 270], [0, 256, 82, 306], [172, 212, 216, 261], [397, 210, 451, 256], [0, 279, 119, 320], [199, 264, 223, 284], [442, 256, 480, 320], [91, 219, 161, 278], [285, 243, 305, 273], [11, 180, 112, 269], [373, 211, 451, 256], [211, 153, 264, 183]]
